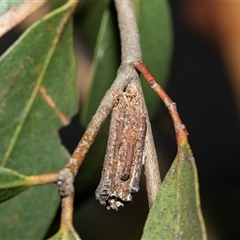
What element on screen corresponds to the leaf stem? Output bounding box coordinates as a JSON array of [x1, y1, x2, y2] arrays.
[[60, 194, 74, 229], [27, 172, 59, 185], [134, 61, 188, 146]]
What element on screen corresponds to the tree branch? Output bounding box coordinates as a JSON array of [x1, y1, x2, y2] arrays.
[[135, 61, 188, 146], [66, 0, 161, 209], [114, 0, 142, 63], [24, 0, 161, 222]]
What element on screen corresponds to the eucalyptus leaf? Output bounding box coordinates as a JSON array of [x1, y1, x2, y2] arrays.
[[0, 167, 29, 202], [142, 143, 207, 240], [0, 2, 77, 239], [76, 0, 111, 54]]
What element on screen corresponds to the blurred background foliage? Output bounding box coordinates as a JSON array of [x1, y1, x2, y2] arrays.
[[1, 0, 240, 239]]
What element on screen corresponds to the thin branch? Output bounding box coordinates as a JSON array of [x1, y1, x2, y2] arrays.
[[114, 0, 142, 63], [135, 61, 188, 146], [57, 191, 81, 239], [60, 194, 74, 229]]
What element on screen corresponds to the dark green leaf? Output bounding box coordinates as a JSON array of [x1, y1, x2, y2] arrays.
[[0, 167, 29, 202], [76, 1, 111, 54], [142, 143, 207, 240], [81, 4, 120, 125], [0, 2, 77, 239]]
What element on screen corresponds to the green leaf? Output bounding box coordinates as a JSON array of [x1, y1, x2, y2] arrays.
[[76, 1, 111, 54], [49, 226, 81, 240], [0, 2, 77, 239], [0, 167, 30, 202], [142, 143, 207, 240], [49, 0, 68, 11], [135, 0, 173, 117]]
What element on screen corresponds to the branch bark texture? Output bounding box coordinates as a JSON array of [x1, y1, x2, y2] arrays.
[[114, 0, 142, 63]]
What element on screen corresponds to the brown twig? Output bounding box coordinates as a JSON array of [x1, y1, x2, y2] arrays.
[[38, 86, 70, 126], [21, 0, 161, 223], [134, 61, 188, 146]]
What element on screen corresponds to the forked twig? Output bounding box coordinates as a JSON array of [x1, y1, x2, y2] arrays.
[[22, 0, 163, 235], [63, 0, 161, 211]]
